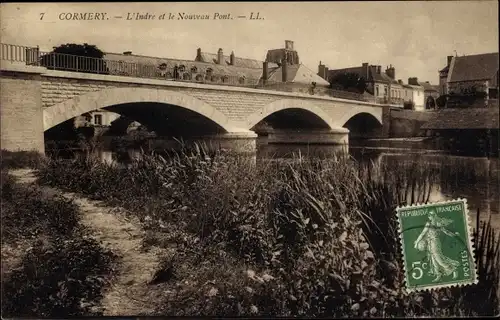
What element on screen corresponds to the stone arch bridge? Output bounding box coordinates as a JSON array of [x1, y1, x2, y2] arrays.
[[1, 61, 391, 153]]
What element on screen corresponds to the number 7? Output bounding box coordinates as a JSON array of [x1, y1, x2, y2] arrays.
[[40, 13, 45, 20]]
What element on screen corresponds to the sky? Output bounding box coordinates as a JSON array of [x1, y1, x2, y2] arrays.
[[1, 1, 498, 84]]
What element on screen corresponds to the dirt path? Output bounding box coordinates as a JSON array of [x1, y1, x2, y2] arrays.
[[9, 169, 173, 316]]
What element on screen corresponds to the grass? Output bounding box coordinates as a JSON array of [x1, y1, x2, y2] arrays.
[[7, 145, 499, 317], [0, 149, 46, 170], [0, 163, 116, 317]]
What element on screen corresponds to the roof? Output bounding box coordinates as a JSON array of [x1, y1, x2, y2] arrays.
[[104, 51, 263, 80], [448, 52, 499, 83], [419, 81, 439, 92], [266, 64, 330, 86], [196, 51, 278, 69], [421, 108, 499, 130], [327, 65, 399, 84], [439, 65, 450, 74], [403, 84, 424, 89]]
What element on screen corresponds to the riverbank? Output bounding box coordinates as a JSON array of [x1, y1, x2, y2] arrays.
[[1, 148, 499, 317], [1, 168, 116, 317]]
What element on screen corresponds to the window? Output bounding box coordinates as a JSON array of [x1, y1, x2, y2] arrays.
[[384, 86, 388, 96], [375, 86, 379, 96], [94, 114, 103, 125], [191, 66, 198, 73]]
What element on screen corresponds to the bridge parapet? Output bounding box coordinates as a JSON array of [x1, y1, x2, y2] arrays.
[[1, 42, 384, 104]]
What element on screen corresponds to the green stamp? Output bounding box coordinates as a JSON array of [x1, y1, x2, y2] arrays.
[[396, 199, 478, 292]]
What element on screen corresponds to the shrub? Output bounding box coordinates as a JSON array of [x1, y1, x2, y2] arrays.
[[0, 149, 46, 170], [1, 172, 117, 317], [1, 237, 116, 317], [35, 146, 500, 317]]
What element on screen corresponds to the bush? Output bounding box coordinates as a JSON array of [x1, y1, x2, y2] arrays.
[[1, 172, 117, 317], [1, 150, 46, 170], [1, 173, 80, 243], [36, 146, 500, 317], [1, 237, 116, 317]]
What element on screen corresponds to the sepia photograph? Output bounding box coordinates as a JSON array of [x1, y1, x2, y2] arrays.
[[0, 1, 498, 317]]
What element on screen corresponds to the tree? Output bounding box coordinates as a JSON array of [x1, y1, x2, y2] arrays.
[[39, 43, 109, 74], [436, 95, 448, 109], [426, 96, 436, 109], [329, 72, 367, 94]]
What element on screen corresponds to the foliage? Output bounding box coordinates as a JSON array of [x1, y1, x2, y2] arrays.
[[39, 43, 109, 74], [426, 96, 436, 109], [329, 72, 367, 94], [436, 95, 448, 109], [1, 149, 46, 170], [36, 147, 500, 317], [1, 171, 117, 317], [1, 237, 116, 318]]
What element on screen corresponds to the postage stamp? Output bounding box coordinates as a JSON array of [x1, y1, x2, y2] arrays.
[[396, 198, 478, 292]]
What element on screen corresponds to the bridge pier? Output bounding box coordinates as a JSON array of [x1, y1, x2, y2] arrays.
[[267, 128, 349, 145], [1, 62, 46, 153]]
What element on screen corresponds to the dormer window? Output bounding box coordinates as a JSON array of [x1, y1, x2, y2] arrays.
[[239, 76, 246, 84], [158, 63, 168, 71], [206, 68, 213, 75], [222, 75, 229, 83], [178, 64, 186, 72], [191, 66, 198, 73]]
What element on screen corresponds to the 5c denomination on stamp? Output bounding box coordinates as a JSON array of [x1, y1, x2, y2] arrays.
[[396, 198, 478, 292]]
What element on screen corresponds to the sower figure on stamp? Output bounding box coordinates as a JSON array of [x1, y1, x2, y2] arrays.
[[414, 210, 461, 282]]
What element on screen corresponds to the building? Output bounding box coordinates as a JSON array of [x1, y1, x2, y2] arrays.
[[444, 52, 499, 108], [439, 55, 453, 95], [318, 62, 404, 105], [74, 110, 121, 128], [261, 40, 330, 93], [418, 81, 440, 109], [403, 80, 425, 111]]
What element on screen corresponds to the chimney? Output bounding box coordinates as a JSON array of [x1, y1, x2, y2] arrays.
[[217, 48, 223, 64], [408, 77, 419, 85], [282, 53, 288, 82], [318, 61, 328, 80], [386, 64, 395, 80], [398, 79, 403, 85], [377, 66, 381, 74], [230, 51, 235, 65], [196, 48, 202, 60], [285, 40, 294, 51], [263, 61, 269, 83], [362, 62, 369, 80], [447, 55, 453, 67], [123, 51, 132, 55]]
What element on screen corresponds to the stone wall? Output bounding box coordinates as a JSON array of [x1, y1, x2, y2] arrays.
[[0, 71, 45, 152], [388, 109, 434, 137]]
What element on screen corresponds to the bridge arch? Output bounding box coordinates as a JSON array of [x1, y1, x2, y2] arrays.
[[341, 111, 383, 138], [246, 99, 336, 130], [337, 107, 383, 128], [43, 87, 235, 133]]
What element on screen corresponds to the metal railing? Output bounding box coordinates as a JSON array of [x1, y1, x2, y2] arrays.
[[1, 42, 379, 103]]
